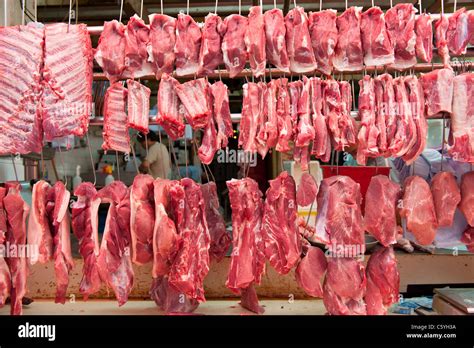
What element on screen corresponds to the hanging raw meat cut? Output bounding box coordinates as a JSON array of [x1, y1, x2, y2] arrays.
[[365, 246, 399, 315], [261, 171, 301, 275], [174, 13, 202, 76], [42, 23, 93, 140], [310, 77, 331, 162], [198, 13, 223, 76], [71, 183, 101, 300], [201, 182, 231, 262], [360, 7, 394, 67], [391, 76, 416, 157], [461, 227, 474, 253], [127, 79, 150, 133], [364, 175, 400, 247], [338, 81, 357, 149], [289, 80, 302, 136], [147, 14, 176, 78], [46, 181, 74, 304], [96, 181, 134, 306], [470, 10, 474, 44], [420, 68, 454, 117], [373, 74, 393, 155], [210, 81, 233, 149], [152, 179, 180, 278], [94, 20, 126, 81], [448, 73, 474, 163], [28, 181, 54, 264], [102, 82, 130, 153], [226, 178, 266, 314], [259, 80, 279, 157], [239, 82, 260, 153], [124, 15, 153, 77], [245, 6, 266, 78], [333, 7, 364, 72], [130, 174, 155, 265], [323, 79, 343, 150], [0, 23, 44, 155], [285, 6, 317, 74], [314, 176, 365, 253], [264, 8, 290, 72], [447, 8, 470, 56], [431, 172, 461, 227], [460, 171, 474, 226], [0, 256, 9, 308], [275, 78, 292, 152], [308, 10, 338, 76], [323, 257, 367, 315], [356, 76, 379, 165], [157, 74, 185, 140], [173, 78, 211, 129], [220, 14, 248, 78], [296, 172, 318, 207], [415, 13, 433, 63], [295, 244, 327, 298], [168, 179, 210, 303], [385, 3, 417, 70], [402, 75, 427, 165], [198, 109, 218, 164], [295, 76, 315, 147], [399, 176, 438, 246], [4, 182, 29, 315], [435, 14, 450, 67]]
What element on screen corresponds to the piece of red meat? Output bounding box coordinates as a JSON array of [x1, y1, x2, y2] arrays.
[[420, 68, 454, 117], [431, 172, 461, 227], [226, 178, 266, 314], [364, 175, 400, 247], [295, 244, 327, 298], [385, 3, 417, 70], [415, 13, 433, 63], [245, 6, 266, 78], [365, 246, 400, 315], [295, 76, 315, 148], [310, 77, 331, 162], [71, 183, 102, 301], [461, 226, 474, 253], [338, 81, 357, 149], [220, 14, 248, 78], [96, 181, 134, 306], [360, 6, 394, 67], [308, 10, 338, 76], [210, 81, 233, 149], [198, 13, 223, 76], [262, 172, 301, 275], [435, 14, 450, 67], [173, 78, 211, 130], [314, 176, 365, 252], [469, 10, 474, 45], [374, 74, 395, 156], [356, 75, 379, 165], [323, 79, 343, 150], [168, 179, 211, 303], [174, 13, 201, 77], [460, 171, 474, 226], [323, 257, 367, 315], [399, 176, 438, 246], [201, 182, 231, 262], [285, 6, 317, 74], [94, 20, 126, 81], [0, 256, 9, 308], [447, 7, 470, 56], [448, 73, 474, 163], [275, 78, 293, 152], [198, 107, 218, 164], [150, 276, 199, 314], [264, 8, 290, 72], [102, 82, 130, 153], [127, 79, 150, 134], [0, 188, 6, 244], [130, 175, 155, 266], [239, 82, 260, 154], [256, 80, 278, 158], [42, 23, 93, 140], [157, 74, 185, 140], [333, 7, 364, 72], [124, 14, 153, 77], [147, 14, 176, 79], [4, 182, 29, 315], [296, 172, 318, 207]]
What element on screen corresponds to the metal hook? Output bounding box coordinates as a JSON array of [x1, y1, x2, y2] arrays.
[[119, 0, 124, 22]]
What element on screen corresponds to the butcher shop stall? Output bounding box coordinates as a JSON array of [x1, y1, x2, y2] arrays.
[[0, 0, 474, 331]]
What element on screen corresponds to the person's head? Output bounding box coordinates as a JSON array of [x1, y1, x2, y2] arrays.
[[137, 130, 159, 149]]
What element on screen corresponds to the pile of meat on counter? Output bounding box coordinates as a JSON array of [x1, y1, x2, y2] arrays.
[[1, 166, 472, 315]]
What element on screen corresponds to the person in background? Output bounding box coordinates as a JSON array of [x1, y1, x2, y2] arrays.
[[137, 130, 171, 179]]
